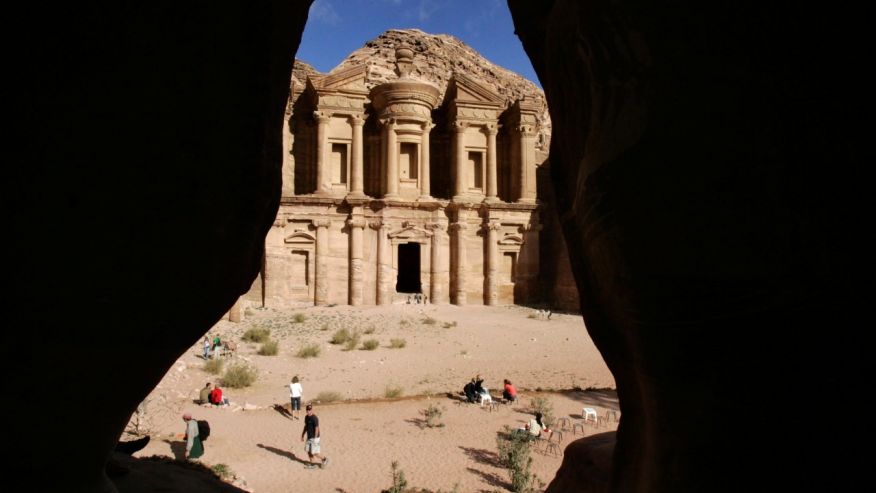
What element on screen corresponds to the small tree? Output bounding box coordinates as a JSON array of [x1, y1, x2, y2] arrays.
[[421, 403, 445, 428], [384, 461, 408, 493], [496, 426, 542, 493]]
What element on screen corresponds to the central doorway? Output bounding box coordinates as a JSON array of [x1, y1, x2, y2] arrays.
[[396, 243, 422, 293]]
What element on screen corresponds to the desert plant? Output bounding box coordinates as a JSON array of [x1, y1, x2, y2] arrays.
[[384, 384, 404, 398], [296, 343, 321, 358], [203, 358, 224, 375], [399, 319, 409, 326], [211, 463, 233, 480], [242, 327, 271, 343], [316, 391, 343, 403], [384, 461, 408, 493], [496, 426, 543, 493], [422, 316, 437, 325], [361, 338, 379, 350], [364, 326, 376, 334], [422, 403, 445, 428], [222, 363, 257, 388], [257, 339, 279, 356], [442, 321, 457, 328], [530, 396, 556, 428], [292, 313, 307, 323], [343, 331, 361, 351], [389, 338, 407, 348], [330, 328, 351, 344]]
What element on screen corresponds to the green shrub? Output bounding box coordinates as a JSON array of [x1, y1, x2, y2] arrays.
[[384, 384, 403, 398], [203, 358, 224, 375], [343, 332, 361, 351], [496, 426, 543, 493], [422, 403, 445, 428], [257, 339, 279, 356], [330, 328, 351, 345], [386, 461, 408, 493], [361, 339, 379, 350], [222, 363, 257, 388], [211, 463, 233, 480], [242, 327, 271, 343], [422, 317, 437, 325], [296, 343, 321, 358], [389, 338, 407, 349], [316, 391, 343, 403], [292, 313, 307, 323], [530, 396, 556, 428]]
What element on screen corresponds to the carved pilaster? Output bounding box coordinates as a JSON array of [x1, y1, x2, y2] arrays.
[[426, 222, 447, 304], [350, 114, 366, 196], [450, 221, 469, 305], [314, 111, 332, 195], [347, 217, 366, 305], [370, 220, 391, 305], [483, 220, 501, 306], [313, 219, 331, 305], [485, 124, 499, 201], [452, 121, 468, 199]]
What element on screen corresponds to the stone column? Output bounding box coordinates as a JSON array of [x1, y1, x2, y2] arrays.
[[420, 122, 433, 198], [518, 124, 537, 203], [384, 118, 399, 199], [485, 124, 498, 201], [350, 114, 365, 196], [313, 219, 331, 305], [426, 222, 447, 303], [371, 220, 391, 305], [520, 222, 542, 304], [450, 219, 468, 305], [484, 221, 501, 305], [314, 111, 332, 195], [281, 118, 296, 196], [452, 121, 468, 199], [347, 217, 366, 305], [228, 297, 242, 322]]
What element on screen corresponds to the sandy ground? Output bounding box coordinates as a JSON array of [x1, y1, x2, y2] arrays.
[[126, 304, 617, 492]]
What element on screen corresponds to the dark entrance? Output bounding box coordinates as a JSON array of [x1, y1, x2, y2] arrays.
[[396, 243, 422, 293]]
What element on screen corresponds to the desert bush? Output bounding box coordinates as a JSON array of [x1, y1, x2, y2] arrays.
[[529, 396, 556, 428], [422, 317, 437, 325], [292, 313, 307, 323], [364, 326, 376, 334], [422, 403, 445, 428], [211, 463, 233, 480], [399, 319, 410, 326], [384, 461, 408, 493], [257, 339, 279, 356], [316, 391, 343, 403], [242, 327, 271, 343], [222, 363, 257, 388], [330, 328, 352, 344], [361, 339, 379, 350], [203, 358, 224, 375], [442, 321, 457, 328], [343, 331, 361, 351], [384, 384, 404, 398], [296, 343, 321, 358], [496, 426, 543, 493], [389, 338, 407, 349]]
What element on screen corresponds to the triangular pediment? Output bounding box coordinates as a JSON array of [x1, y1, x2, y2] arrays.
[[388, 226, 432, 240], [449, 73, 504, 106], [310, 64, 368, 93]]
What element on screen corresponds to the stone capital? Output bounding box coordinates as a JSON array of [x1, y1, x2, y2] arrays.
[[349, 114, 366, 126], [347, 218, 367, 229], [422, 121, 435, 132], [521, 223, 543, 232], [314, 110, 332, 123], [451, 121, 468, 132], [449, 222, 468, 233], [425, 222, 445, 233], [379, 117, 397, 127], [313, 219, 331, 229], [516, 124, 536, 136], [369, 220, 387, 231], [484, 123, 499, 136], [483, 221, 502, 231]]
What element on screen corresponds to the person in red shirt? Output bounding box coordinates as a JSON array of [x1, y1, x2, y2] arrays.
[[209, 386, 229, 406], [503, 379, 518, 403]]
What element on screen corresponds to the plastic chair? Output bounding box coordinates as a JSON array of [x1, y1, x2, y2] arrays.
[[582, 407, 598, 426], [556, 417, 571, 430], [604, 410, 619, 423], [571, 421, 586, 435]]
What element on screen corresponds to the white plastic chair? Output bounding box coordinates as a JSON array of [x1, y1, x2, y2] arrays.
[[582, 407, 598, 426], [479, 388, 492, 407]]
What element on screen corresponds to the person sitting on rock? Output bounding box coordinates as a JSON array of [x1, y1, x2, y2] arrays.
[[209, 385, 229, 406]]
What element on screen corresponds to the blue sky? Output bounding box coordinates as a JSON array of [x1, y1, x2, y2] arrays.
[[298, 0, 540, 87]]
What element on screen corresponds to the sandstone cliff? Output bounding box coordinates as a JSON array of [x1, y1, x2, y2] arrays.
[[291, 28, 550, 150]]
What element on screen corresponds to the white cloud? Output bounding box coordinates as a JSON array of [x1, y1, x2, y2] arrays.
[[418, 0, 440, 22], [310, 0, 341, 25]]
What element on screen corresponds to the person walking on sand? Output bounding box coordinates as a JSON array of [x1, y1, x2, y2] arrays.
[[289, 375, 303, 420], [182, 413, 204, 460], [202, 336, 211, 359], [300, 404, 329, 469]]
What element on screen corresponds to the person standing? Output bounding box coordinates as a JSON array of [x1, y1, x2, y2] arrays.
[[289, 375, 303, 420], [203, 336, 211, 359], [300, 404, 329, 469], [182, 413, 204, 460]]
